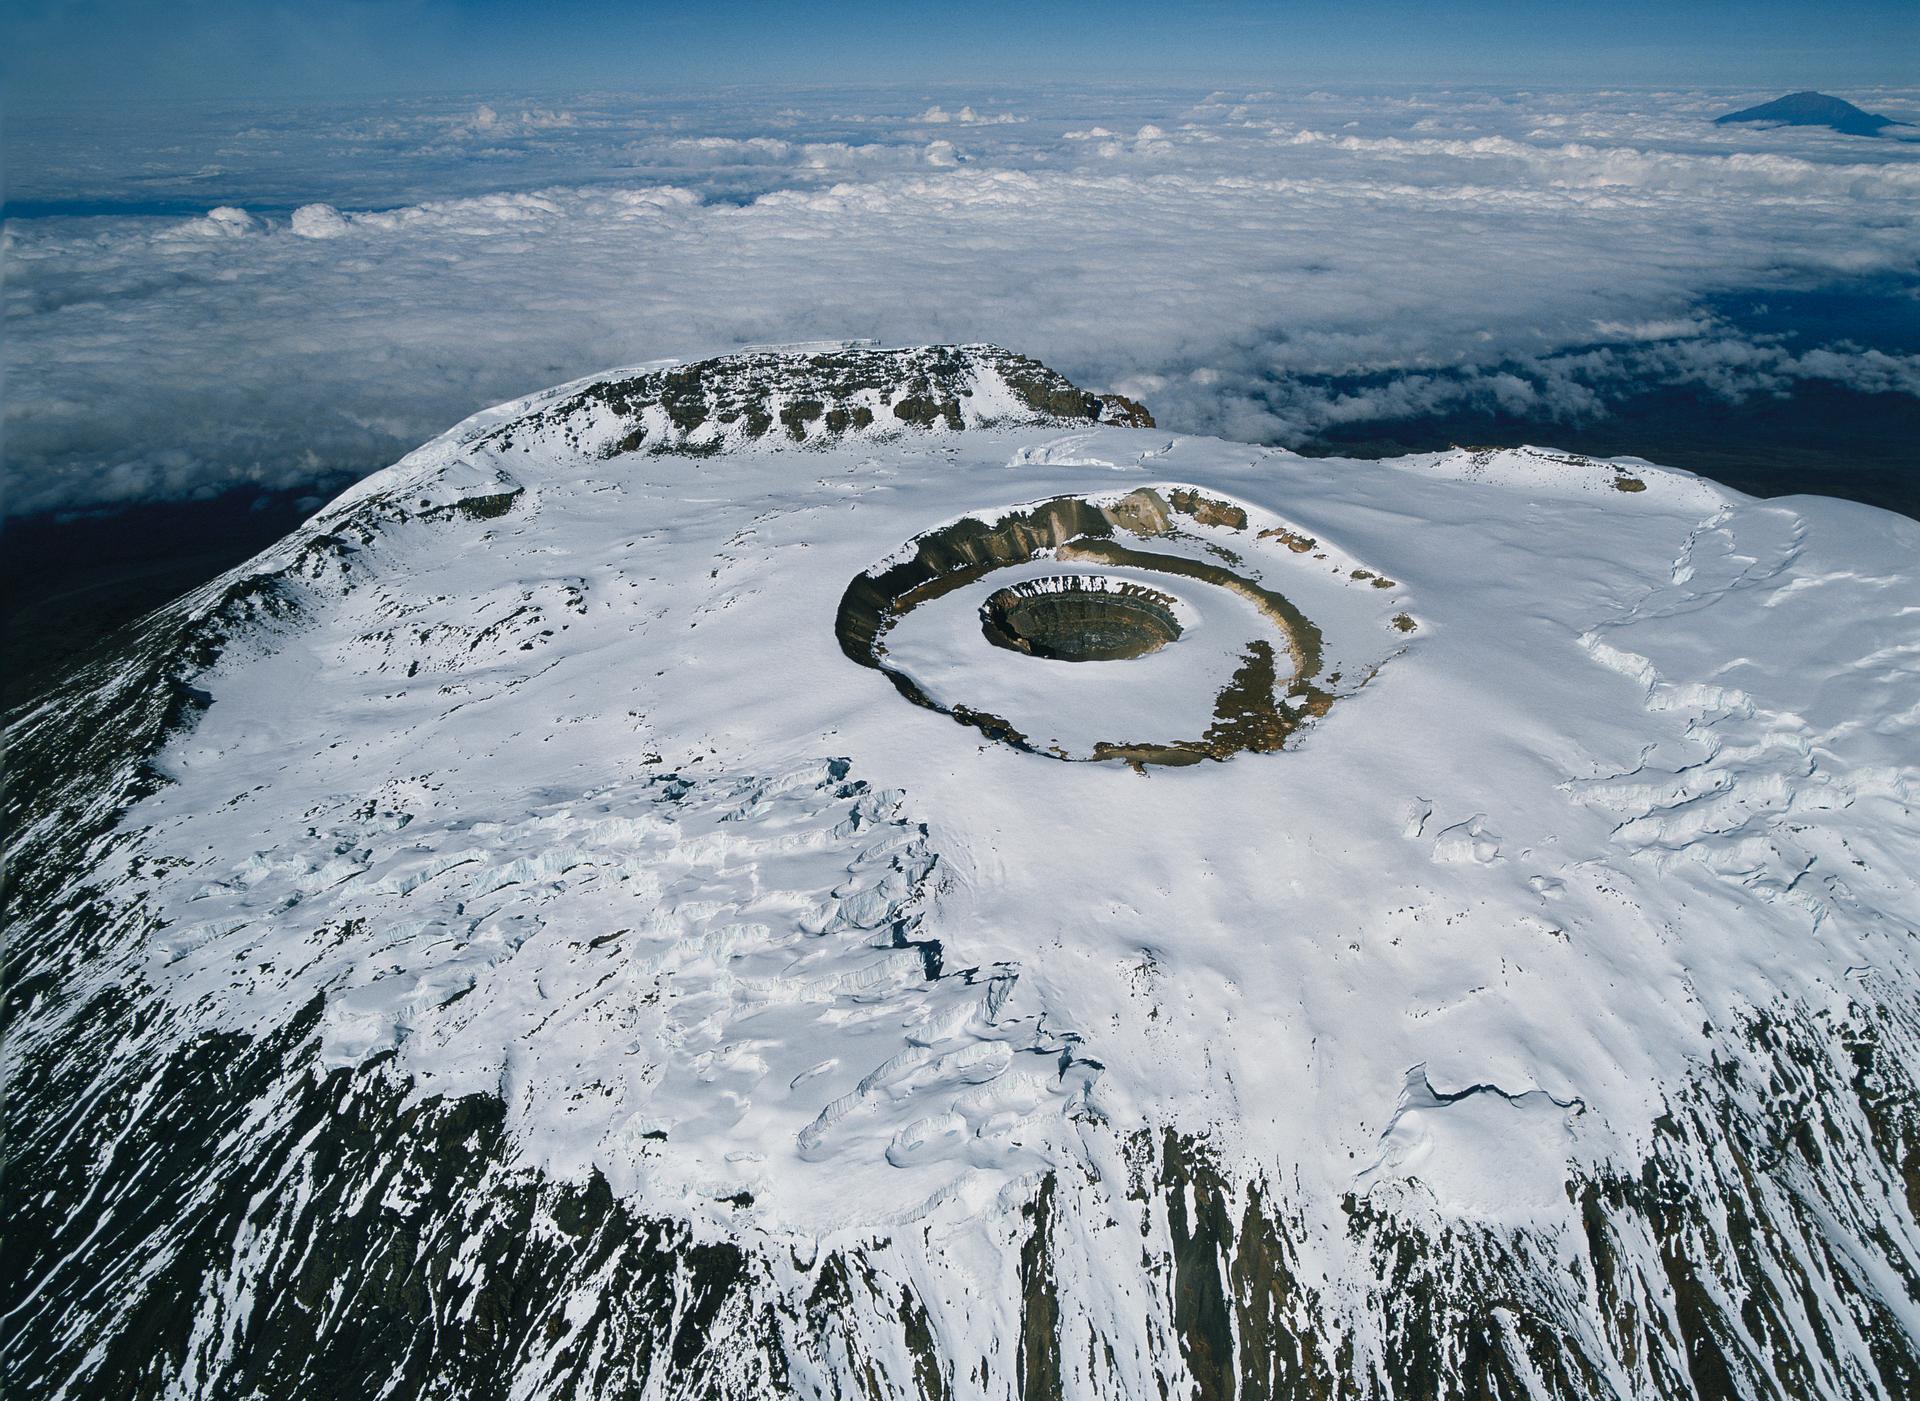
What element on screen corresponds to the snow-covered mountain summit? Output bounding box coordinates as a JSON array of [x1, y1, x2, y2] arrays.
[[5, 345, 1918, 1399]]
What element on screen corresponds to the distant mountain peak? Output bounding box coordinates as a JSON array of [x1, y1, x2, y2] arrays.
[[1715, 90, 1905, 137]]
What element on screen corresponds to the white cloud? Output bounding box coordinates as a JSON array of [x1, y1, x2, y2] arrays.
[[441, 103, 579, 141], [164, 205, 266, 239], [5, 86, 1918, 513], [915, 104, 1020, 126], [289, 203, 350, 239]]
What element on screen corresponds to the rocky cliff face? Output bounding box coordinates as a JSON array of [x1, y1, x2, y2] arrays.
[[4, 346, 1916, 1399]]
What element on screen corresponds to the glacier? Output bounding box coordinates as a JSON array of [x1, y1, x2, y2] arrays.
[[3, 344, 1917, 1398]]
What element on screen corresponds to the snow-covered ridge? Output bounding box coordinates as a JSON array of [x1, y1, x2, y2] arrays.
[[5, 347, 1918, 1399], [279, 343, 1150, 551]]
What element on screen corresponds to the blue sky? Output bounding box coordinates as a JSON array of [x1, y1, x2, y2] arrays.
[[6, 0, 1918, 102]]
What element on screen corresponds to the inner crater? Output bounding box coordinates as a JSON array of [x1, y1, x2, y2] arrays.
[[981, 575, 1183, 662]]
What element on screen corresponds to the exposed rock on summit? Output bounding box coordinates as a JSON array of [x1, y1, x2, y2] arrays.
[[492, 342, 1154, 459]]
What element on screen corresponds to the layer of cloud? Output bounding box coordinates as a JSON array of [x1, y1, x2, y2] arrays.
[[5, 86, 1919, 514]]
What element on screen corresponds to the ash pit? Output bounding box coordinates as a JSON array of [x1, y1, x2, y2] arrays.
[[981, 575, 1183, 662]]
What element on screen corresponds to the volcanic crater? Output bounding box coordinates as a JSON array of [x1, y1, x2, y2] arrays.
[[980, 575, 1184, 662], [837, 485, 1396, 767]]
